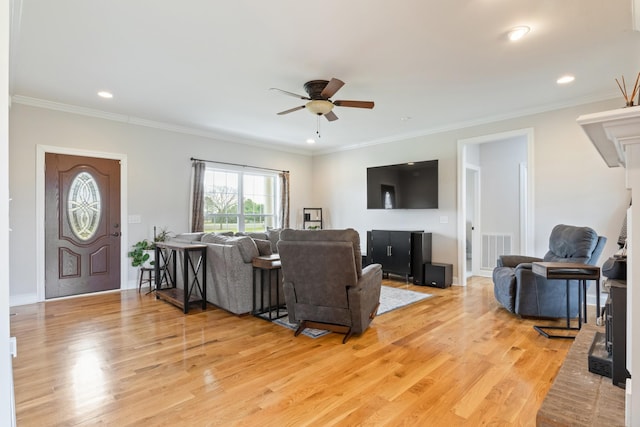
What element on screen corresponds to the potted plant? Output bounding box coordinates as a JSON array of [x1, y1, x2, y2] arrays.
[[153, 226, 172, 243], [128, 239, 155, 268]]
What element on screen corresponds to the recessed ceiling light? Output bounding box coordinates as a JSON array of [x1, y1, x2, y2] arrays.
[[306, 138, 315, 144], [508, 26, 530, 41], [557, 75, 575, 85], [97, 91, 113, 99]]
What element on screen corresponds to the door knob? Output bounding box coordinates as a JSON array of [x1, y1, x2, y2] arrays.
[[111, 232, 121, 237]]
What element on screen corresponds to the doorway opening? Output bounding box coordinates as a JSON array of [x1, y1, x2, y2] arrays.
[[457, 129, 534, 287]]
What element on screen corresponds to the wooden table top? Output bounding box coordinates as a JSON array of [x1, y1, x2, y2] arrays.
[[154, 241, 208, 250], [252, 254, 281, 269], [532, 261, 600, 280]]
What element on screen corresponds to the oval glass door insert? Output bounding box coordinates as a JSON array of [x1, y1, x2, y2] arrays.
[[68, 171, 101, 240]]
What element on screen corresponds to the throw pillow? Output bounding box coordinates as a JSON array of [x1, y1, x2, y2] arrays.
[[254, 239, 273, 256], [231, 236, 260, 262], [201, 233, 218, 243], [201, 232, 233, 243], [203, 234, 259, 262], [266, 228, 282, 253], [247, 232, 269, 240], [172, 232, 204, 242]]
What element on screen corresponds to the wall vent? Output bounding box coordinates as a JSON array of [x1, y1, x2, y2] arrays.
[[481, 233, 512, 270]]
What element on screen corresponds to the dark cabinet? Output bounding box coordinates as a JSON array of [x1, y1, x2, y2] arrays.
[[367, 230, 431, 283]]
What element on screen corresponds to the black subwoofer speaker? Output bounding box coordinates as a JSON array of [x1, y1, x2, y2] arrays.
[[411, 232, 432, 285], [423, 263, 452, 288]]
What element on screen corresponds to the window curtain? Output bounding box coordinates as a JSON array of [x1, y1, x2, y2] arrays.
[[279, 171, 290, 228], [190, 161, 206, 232]]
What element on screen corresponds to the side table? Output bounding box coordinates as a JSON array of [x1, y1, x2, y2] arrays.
[[154, 241, 207, 313], [252, 254, 286, 321], [531, 262, 600, 339]]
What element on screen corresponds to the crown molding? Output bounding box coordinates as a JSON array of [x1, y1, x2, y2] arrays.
[[10, 95, 312, 156], [313, 91, 620, 156], [12, 91, 619, 159]]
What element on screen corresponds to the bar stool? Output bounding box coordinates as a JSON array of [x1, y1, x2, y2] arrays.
[[138, 267, 155, 292]]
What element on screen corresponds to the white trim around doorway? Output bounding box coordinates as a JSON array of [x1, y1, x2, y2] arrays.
[[36, 145, 128, 302], [456, 128, 535, 288]]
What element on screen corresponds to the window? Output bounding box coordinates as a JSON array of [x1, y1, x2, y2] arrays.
[[68, 171, 101, 240], [203, 168, 277, 233]]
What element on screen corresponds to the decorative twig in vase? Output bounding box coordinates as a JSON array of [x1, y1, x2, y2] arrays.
[[615, 72, 640, 107]]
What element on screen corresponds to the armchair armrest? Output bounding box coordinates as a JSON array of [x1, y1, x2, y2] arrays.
[[514, 262, 533, 271], [348, 263, 383, 334], [497, 255, 542, 268], [356, 263, 383, 291]]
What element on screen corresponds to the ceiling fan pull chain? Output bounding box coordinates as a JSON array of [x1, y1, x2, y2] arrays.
[[316, 115, 321, 138]]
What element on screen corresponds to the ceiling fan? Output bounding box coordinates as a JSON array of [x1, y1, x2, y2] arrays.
[[270, 78, 374, 122]]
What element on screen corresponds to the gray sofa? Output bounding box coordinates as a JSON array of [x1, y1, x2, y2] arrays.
[[492, 224, 606, 318], [170, 229, 282, 315]]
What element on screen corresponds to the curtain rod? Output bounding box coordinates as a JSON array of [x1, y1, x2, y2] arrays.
[[190, 157, 289, 174]]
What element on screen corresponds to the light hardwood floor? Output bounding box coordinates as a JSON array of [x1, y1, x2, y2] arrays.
[[10, 277, 577, 426]]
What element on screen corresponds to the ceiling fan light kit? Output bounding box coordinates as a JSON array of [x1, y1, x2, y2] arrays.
[[508, 26, 530, 41], [306, 99, 334, 115], [271, 77, 374, 123]]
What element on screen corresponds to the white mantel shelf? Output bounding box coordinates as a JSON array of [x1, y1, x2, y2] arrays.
[[577, 105, 640, 167]]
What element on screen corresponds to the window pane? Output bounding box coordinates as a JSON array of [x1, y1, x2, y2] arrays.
[[202, 169, 277, 233], [68, 171, 101, 241], [204, 170, 239, 232], [243, 174, 276, 232]]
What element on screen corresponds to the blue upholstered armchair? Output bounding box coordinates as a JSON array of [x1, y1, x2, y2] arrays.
[[492, 224, 606, 318]]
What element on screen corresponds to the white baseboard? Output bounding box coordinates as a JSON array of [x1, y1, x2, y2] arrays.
[[9, 293, 38, 307], [11, 281, 139, 307], [477, 269, 492, 278]]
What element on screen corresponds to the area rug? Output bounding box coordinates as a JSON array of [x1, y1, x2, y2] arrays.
[[270, 285, 432, 338]]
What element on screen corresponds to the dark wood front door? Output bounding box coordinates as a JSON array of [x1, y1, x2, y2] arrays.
[[45, 153, 121, 298]]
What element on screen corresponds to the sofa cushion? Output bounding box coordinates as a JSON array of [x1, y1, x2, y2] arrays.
[[543, 224, 598, 263], [172, 232, 205, 243], [204, 234, 259, 263], [201, 232, 234, 243], [237, 232, 269, 240], [266, 228, 282, 253], [254, 239, 273, 256]]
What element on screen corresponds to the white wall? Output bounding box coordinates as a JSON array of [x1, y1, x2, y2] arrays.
[[480, 137, 527, 252], [9, 98, 631, 297], [9, 103, 314, 303], [313, 134, 458, 266], [312, 99, 628, 281]]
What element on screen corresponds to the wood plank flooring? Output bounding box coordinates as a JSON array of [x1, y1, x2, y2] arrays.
[[10, 277, 577, 426]]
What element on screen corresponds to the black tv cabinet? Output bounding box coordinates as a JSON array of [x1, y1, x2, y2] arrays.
[[367, 230, 432, 284]]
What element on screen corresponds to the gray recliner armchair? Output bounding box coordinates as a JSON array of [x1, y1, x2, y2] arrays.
[[277, 228, 383, 343], [493, 224, 606, 318]]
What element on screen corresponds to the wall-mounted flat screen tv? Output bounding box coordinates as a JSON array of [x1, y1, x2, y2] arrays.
[[367, 159, 438, 209]]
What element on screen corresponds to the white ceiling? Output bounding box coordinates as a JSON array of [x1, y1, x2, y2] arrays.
[[9, 0, 640, 154]]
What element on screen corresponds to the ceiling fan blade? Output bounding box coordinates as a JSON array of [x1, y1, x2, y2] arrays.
[[277, 105, 305, 115], [321, 78, 345, 99], [270, 88, 310, 100], [324, 111, 339, 121], [333, 100, 375, 109]]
